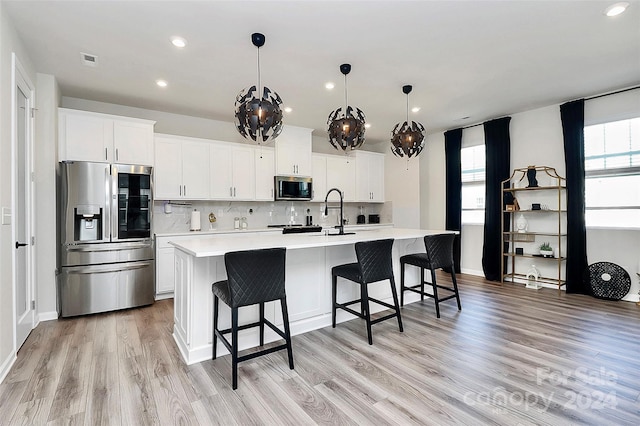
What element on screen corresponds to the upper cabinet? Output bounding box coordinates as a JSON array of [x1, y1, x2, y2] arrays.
[[59, 108, 155, 165], [311, 154, 327, 202], [210, 143, 255, 201], [326, 155, 356, 202], [275, 125, 313, 176], [154, 135, 210, 200], [255, 148, 275, 201], [355, 151, 385, 203]]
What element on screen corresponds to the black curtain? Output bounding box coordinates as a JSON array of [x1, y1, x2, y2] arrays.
[[482, 117, 511, 281], [560, 99, 589, 294], [444, 128, 462, 273]]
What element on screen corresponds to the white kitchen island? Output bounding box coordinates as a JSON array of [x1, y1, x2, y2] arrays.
[[170, 227, 454, 364]]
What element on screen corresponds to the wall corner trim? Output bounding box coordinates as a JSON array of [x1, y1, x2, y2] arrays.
[[0, 353, 17, 385]]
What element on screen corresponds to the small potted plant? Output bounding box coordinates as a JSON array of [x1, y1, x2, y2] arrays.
[[539, 242, 553, 257]]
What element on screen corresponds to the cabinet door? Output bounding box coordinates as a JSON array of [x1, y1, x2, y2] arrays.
[[355, 154, 370, 201], [154, 138, 183, 199], [156, 247, 175, 294], [231, 146, 256, 200], [311, 154, 327, 201], [209, 144, 233, 199], [113, 120, 154, 166], [181, 142, 210, 199], [255, 148, 275, 201], [368, 153, 385, 202], [60, 112, 112, 162], [326, 155, 356, 201], [275, 125, 312, 176]]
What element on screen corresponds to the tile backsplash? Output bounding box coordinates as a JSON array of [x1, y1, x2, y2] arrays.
[[153, 200, 392, 234]]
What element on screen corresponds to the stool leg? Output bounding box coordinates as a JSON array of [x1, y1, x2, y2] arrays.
[[212, 296, 219, 360], [332, 274, 337, 328], [420, 267, 425, 301], [389, 276, 403, 332], [231, 307, 239, 390], [400, 261, 405, 307], [430, 268, 441, 318], [280, 297, 295, 370], [259, 302, 265, 346], [361, 284, 373, 345], [451, 269, 462, 311]]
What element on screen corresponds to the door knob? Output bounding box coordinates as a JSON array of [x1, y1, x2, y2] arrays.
[[15, 241, 28, 249]]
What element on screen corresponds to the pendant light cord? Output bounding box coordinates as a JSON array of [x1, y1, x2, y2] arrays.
[[256, 46, 261, 98], [344, 73, 348, 115], [406, 92, 409, 123]]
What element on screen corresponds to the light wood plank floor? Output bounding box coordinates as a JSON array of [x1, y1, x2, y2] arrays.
[[1, 273, 639, 425]]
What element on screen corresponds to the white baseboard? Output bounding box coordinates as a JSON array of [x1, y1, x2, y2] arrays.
[[460, 268, 484, 277], [0, 352, 17, 385], [155, 293, 174, 301], [38, 311, 58, 322]]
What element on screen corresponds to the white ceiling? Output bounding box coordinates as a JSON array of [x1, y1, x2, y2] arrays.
[[4, 0, 640, 146]]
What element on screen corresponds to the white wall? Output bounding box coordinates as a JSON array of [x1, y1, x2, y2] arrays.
[[35, 73, 59, 320], [385, 153, 420, 229], [421, 103, 640, 302], [0, 4, 37, 381]]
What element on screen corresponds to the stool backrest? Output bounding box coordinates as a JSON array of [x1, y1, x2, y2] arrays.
[[423, 233, 456, 271], [355, 239, 394, 284], [224, 247, 286, 308]]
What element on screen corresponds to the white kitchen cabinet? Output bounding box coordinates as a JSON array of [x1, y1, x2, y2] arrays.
[[275, 125, 313, 176], [326, 154, 356, 202], [355, 151, 385, 202], [311, 154, 327, 201], [59, 108, 155, 165], [255, 148, 275, 201], [154, 134, 210, 200], [210, 143, 255, 200]]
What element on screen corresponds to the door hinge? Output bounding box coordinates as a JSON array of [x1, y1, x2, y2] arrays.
[[31, 236, 35, 245], [31, 108, 37, 118], [31, 172, 35, 182], [31, 300, 35, 310]]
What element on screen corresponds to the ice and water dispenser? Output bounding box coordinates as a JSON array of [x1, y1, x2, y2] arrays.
[[73, 205, 103, 242]]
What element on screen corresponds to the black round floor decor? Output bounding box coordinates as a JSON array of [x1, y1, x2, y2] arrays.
[[585, 262, 631, 300]]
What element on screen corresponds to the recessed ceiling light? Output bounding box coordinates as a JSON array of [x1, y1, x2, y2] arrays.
[[605, 2, 629, 16], [325, 82, 335, 90], [411, 107, 421, 113], [364, 123, 371, 129], [171, 36, 187, 48], [284, 107, 292, 113], [156, 79, 168, 88]]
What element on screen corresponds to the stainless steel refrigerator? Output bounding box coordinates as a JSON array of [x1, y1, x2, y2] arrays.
[[57, 161, 155, 317]]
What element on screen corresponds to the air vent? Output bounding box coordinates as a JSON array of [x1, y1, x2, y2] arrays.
[[80, 52, 98, 67]]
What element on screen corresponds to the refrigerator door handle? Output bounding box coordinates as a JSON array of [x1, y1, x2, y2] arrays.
[[110, 165, 118, 241], [66, 243, 152, 252], [66, 261, 152, 275]]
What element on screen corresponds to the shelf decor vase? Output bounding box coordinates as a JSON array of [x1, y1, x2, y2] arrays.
[[526, 166, 539, 188]]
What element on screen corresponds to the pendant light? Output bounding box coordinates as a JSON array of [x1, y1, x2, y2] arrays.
[[327, 64, 366, 152], [235, 33, 283, 145], [390, 85, 425, 159]]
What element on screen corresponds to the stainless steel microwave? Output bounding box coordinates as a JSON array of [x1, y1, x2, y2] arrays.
[[274, 176, 313, 201]]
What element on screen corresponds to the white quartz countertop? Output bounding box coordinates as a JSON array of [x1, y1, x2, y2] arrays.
[[155, 223, 393, 238], [170, 227, 454, 257]]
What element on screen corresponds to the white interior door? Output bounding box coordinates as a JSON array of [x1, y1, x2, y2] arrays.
[[13, 53, 35, 350]]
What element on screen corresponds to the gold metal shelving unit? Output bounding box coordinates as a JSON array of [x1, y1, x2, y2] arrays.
[[501, 166, 567, 291]]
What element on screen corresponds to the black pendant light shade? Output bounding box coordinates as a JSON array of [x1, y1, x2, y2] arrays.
[[327, 64, 366, 152], [235, 33, 283, 144], [390, 85, 425, 158]]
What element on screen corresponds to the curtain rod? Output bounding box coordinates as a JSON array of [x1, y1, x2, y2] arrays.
[[454, 85, 639, 132], [584, 85, 640, 101]]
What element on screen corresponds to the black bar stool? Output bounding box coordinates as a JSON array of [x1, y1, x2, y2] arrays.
[[332, 239, 403, 345], [400, 233, 461, 317], [212, 247, 294, 390]]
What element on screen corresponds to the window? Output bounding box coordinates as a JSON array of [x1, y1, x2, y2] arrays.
[[584, 117, 640, 228], [461, 144, 485, 224]]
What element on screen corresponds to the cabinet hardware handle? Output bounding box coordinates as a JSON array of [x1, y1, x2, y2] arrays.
[[230, 187, 233, 196], [179, 185, 182, 196], [116, 148, 119, 161], [184, 185, 187, 196], [105, 148, 108, 160], [234, 187, 236, 197]]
